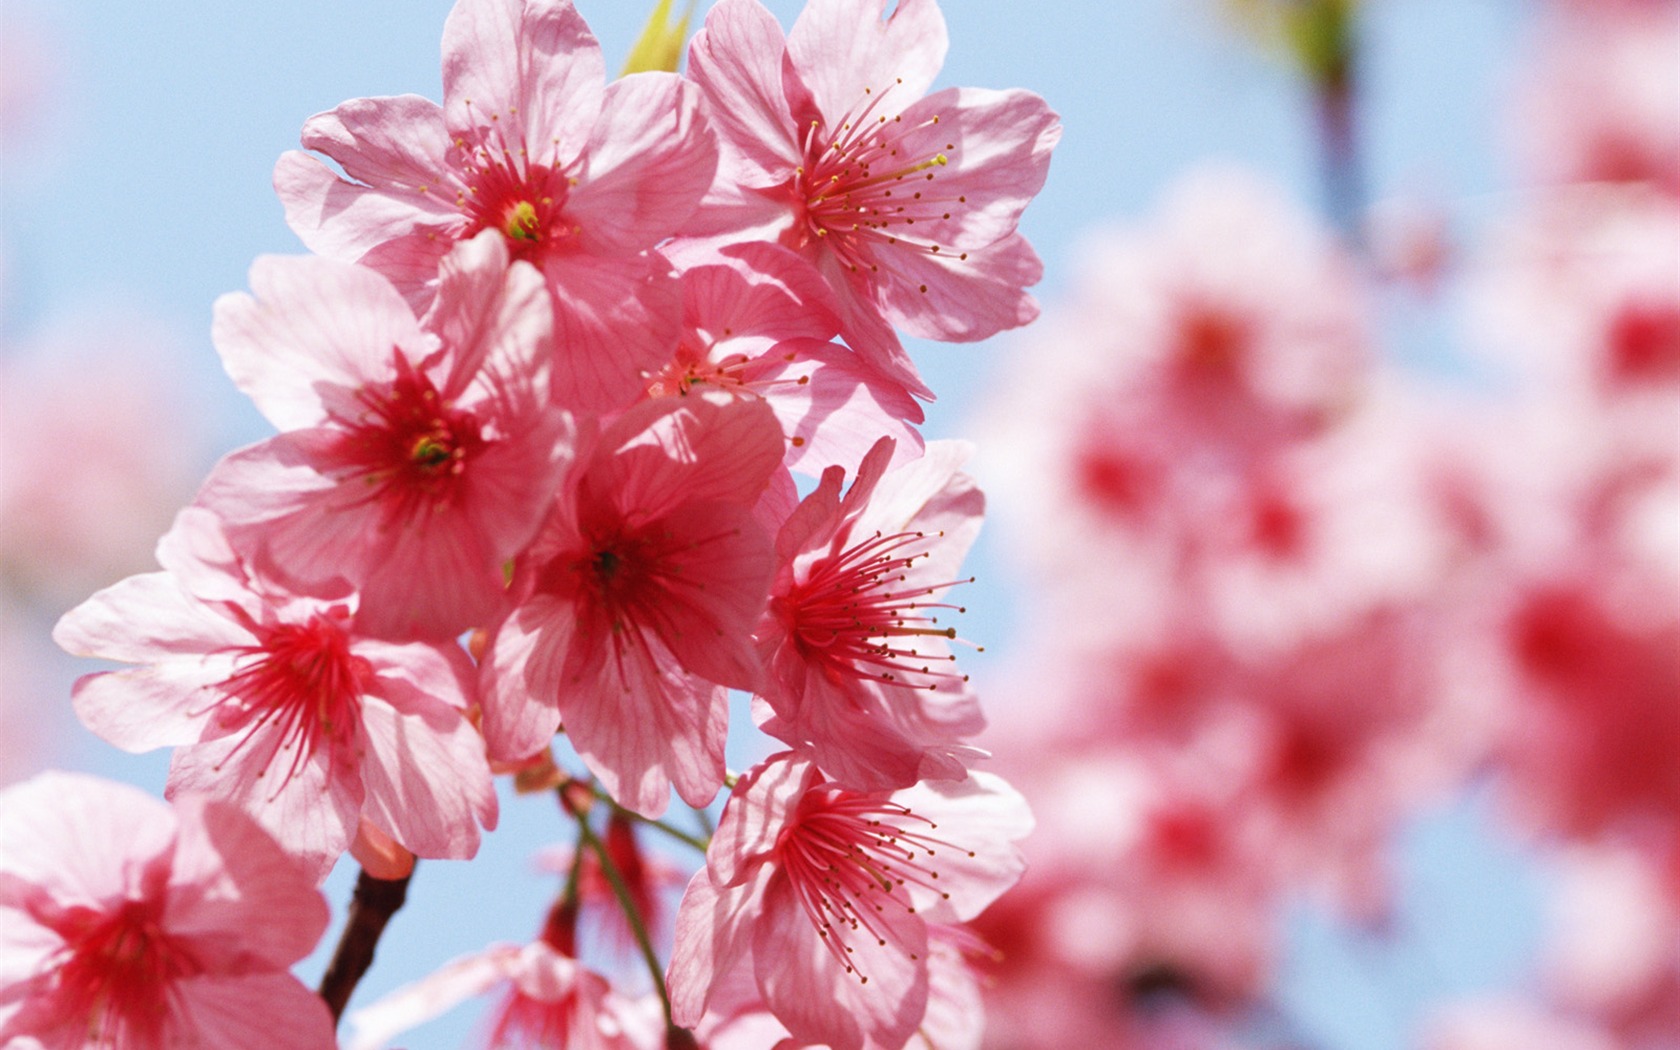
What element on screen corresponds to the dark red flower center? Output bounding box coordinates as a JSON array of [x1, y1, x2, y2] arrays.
[[52, 898, 199, 1045], [776, 786, 973, 983], [214, 609, 372, 791], [781, 528, 972, 693], [344, 351, 486, 523], [793, 82, 969, 284]]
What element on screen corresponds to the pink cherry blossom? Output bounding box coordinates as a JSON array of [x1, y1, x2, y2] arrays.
[[0, 310, 208, 615], [53, 508, 497, 880], [1419, 1000, 1618, 1050], [1515, 3, 1680, 192], [346, 940, 658, 1050], [756, 436, 987, 790], [683, 0, 1061, 396], [275, 0, 717, 413], [648, 241, 925, 475], [196, 232, 570, 642], [668, 752, 1030, 1050], [688, 923, 986, 1050], [1542, 845, 1680, 1040], [479, 391, 782, 816], [0, 771, 334, 1049], [1468, 186, 1680, 408]]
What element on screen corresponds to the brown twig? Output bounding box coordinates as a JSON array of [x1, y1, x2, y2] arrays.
[[318, 865, 415, 1023]]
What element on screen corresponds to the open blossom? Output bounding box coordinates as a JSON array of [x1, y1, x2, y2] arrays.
[[668, 752, 1030, 1050], [196, 232, 570, 642], [0, 771, 334, 1049], [53, 508, 497, 879], [276, 0, 717, 412], [756, 436, 987, 790], [650, 240, 925, 475], [684, 0, 1061, 396], [347, 940, 657, 1050], [690, 924, 986, 1050], [480, 391, 782, 816]]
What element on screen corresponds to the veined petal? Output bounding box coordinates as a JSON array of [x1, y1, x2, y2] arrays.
[[561, 641, 728, 817], [299, 94, 456, 199], [786, 0, 947, 123], [598, 393, 783, 513], [167, 733, 359, 883], [442, 0, 604, 163], [357, 686, 495, 861], [750, 338, 924, 476], [889, 772, 1031, 923], [543, 252, 682, 413], [0, 773, 176, 907], [667, 870, 761, 1027], [70, 659, 234, 755], [213, 254, 428, 432], [53, 571, 249, 665], [687, 0, 802, 183], [874, 229, 1044, 343], [480, 595, 570, 762], [164, 795, 329, 970], [569, 73, 717, 257], [753, 874, 927, 1050], [166, 973, 337, 1050], [274, 151, 465, 282]]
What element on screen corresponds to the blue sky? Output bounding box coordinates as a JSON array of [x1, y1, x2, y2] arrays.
[[1, 1, 1545, 1046]]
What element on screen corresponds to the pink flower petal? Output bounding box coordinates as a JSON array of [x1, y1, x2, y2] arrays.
[[785, 0, 948, 125], [442, 0, 604, 164], [358, 681, 497, 861], [298, 94, 457, 200], [543, 251, 682, 413], [163, 795, 330, 970], [167, 973, 337, 1050], [687, 0, 802, 187], [212, 254, 429, 432], [568, 73, 716, 257]]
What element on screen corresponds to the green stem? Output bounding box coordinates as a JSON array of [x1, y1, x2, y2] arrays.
[[570, 797, 674, 1028], [584, 783, 710, 853]]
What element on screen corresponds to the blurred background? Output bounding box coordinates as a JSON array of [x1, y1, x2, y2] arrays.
[[2, 0, 1675, 1047]]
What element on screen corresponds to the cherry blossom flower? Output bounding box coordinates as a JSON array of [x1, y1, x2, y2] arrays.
[[53, 508, 498, 880], [649, 241, 925, 475], [688, 924, 986, 1049], [0, 771, 334, 1049], [1419, 1000, 1618, 1050], [196, 232, 570, 642], [0, 311, 208, 615], [275, 0, 717, 413], [347, 940, 659, 1050], [756, 436, 986, 790], [479, 391, 783, 816], [1515, 2, 1680, 192], [668, 752, 1030, 1050], [683, 0, 1061, 396]]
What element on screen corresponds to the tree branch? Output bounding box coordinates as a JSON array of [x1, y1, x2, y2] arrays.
[[318, 865, 415, 1023]]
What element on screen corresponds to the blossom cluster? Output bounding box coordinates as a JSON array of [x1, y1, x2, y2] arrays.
[[967, 0, 1680, 1045], [12, 0, 1058, 1047]]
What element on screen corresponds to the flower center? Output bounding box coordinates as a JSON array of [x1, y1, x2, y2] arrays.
[[792, 82, 967, 278], [1606, 300, 1680, 384], [502, 199, 543, 242], [212, 610, 371, 791], [54, 899, 198, 1045], [776, 786, 974, 983], [344, 351, 485, 520], [783, 529, 972, 692], [452, 133, 575, 261]]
